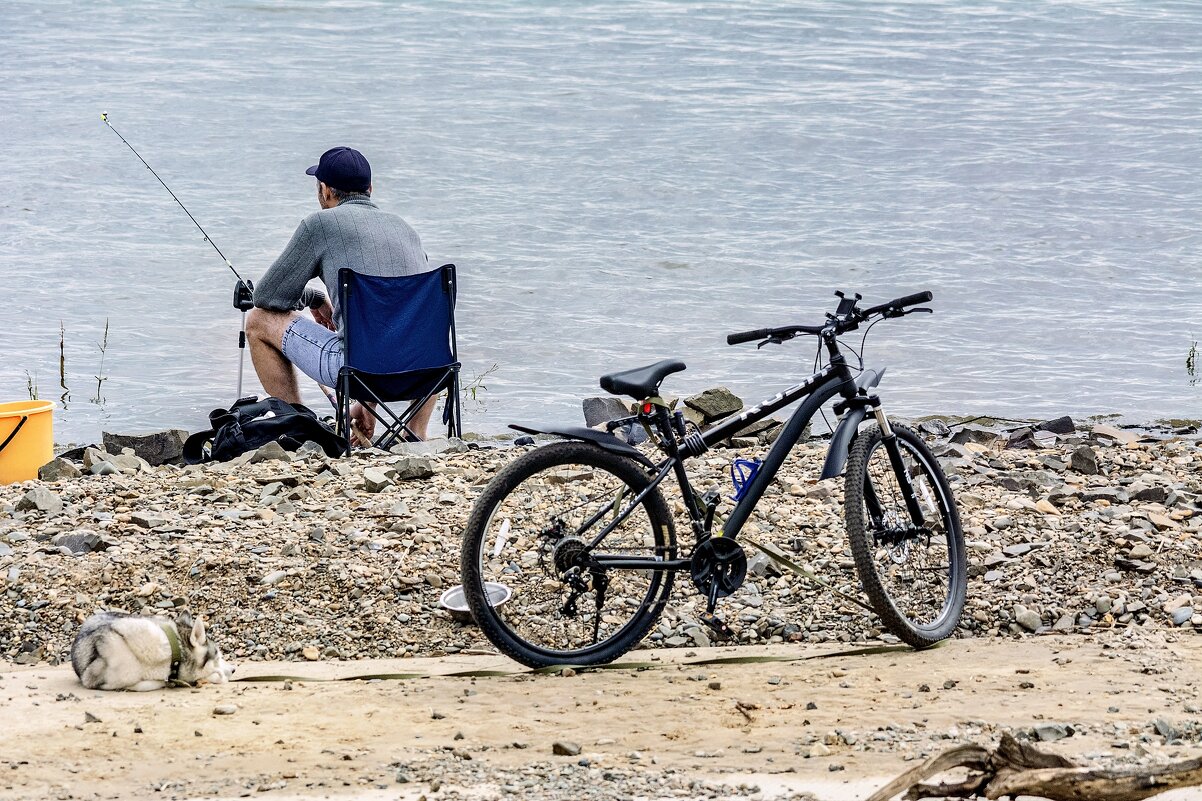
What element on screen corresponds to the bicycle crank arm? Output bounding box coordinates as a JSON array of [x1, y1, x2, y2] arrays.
[[700, 613, 737, 641]]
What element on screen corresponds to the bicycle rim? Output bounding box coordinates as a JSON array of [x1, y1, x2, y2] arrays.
[[464, 443, 675, 666]]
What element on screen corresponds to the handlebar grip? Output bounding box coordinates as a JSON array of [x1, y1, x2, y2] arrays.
[[894, 290, 933, 308], [864, 290, 933, 316], [727, 328, 772, 345]]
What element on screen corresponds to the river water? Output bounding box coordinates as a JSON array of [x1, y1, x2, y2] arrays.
[[3, 1, 1200, 445]]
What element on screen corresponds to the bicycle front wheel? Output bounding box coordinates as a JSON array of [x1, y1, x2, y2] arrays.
[[844, 422, 966, 647], [460, 441, 676, 668]]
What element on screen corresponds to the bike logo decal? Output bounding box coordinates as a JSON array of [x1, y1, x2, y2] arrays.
[[731, 367, 834, 424]]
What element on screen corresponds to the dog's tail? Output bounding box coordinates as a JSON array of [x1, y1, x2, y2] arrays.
[[70, 612, 119, 679]]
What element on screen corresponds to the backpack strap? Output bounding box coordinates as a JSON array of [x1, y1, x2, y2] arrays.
[[182, 428, 216, 464]]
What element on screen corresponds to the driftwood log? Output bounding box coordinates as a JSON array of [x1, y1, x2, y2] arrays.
[[867, 731, 1202, 801]]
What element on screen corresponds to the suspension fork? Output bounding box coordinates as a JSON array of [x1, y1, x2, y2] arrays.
[[871, 400, 926, 528]]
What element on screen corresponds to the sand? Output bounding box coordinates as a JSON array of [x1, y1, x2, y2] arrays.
[[3, 631, 1202, 801]]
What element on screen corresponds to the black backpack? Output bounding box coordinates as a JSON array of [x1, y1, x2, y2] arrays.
[[183, 396, 344, 464]]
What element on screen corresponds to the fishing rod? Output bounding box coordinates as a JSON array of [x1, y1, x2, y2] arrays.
[[101, 112, 256, 400]]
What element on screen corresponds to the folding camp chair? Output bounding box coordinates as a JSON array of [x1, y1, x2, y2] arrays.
[[335, 263, 462, 455]]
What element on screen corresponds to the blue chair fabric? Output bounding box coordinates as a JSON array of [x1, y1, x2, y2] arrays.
[[336, 263, 461, 453]]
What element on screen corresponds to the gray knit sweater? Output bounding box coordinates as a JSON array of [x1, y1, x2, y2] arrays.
[[253, 196, 428, 334]]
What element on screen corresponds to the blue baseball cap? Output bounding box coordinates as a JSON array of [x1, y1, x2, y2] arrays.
[[306, 147, 371, 193]]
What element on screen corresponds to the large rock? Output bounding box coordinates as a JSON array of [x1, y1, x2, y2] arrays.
[[1014, 605, 1042, 632], [82, 447, 111, 470], [1091, 424, 1139, 445], [734, 417, 780, 439], [1132, 485, 1169, 503], [108, 452, 151, 474], [250, 441, 291, 464], [39, 458, 82, 481], [90, 461, 120, 476], [684, 387, 743, 423], [1037, 416, 1076, 435], [950, 425, 1001, 447], [81, 446, 148, 474], [582, 397, 632, 428], [1033, 723, 1074, 742], [1070, 445, 1099, 475], [918, 419, 952, 437], [51, 532, 110, 555], [1080, 486, 1127, 504], [390, 438, 467, 457], [363, 467, 394, 493], [102, 430, 188, 466], [390, 456, 435, 480], [15, 487, 63, 516]]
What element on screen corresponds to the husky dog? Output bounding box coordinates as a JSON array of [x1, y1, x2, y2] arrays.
[[71, 611, 234, 691]]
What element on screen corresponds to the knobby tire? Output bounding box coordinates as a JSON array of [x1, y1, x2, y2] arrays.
[[844, 423, 967, 647]]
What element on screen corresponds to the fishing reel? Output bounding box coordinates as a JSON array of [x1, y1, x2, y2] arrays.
[[233, 279, 255, 311]]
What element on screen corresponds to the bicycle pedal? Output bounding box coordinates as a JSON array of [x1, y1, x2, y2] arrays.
[[700, 613, 737, 642]]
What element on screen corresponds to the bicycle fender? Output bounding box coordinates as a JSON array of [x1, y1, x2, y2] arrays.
[[509, 424, 655, 468], [819, 368, 886, 480]]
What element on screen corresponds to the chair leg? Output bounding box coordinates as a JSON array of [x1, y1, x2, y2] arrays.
[[354, 381, 427, 450], [340, 373, 353, 457], [450, 372, 463, 439]]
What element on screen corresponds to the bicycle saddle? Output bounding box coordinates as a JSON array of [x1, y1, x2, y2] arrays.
[[599, 359, 686, 400]]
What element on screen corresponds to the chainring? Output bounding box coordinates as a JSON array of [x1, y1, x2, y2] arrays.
[[690, 537, 748, 599]]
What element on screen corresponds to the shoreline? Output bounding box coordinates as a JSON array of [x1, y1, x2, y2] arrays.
[[46, 410, 1202, 454]]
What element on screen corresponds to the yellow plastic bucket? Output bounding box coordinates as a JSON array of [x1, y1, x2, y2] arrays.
[[0, 400, 56, 484]]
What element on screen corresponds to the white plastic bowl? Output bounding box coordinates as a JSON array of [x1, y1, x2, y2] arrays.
[[439, 582, 512, 623]]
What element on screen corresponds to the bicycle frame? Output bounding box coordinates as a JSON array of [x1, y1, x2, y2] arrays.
[[583, 336, 909, 573]]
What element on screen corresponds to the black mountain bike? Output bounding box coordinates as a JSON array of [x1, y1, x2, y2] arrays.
[[460, 290, 966, 668]]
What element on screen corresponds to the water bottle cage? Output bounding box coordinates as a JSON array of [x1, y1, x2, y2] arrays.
[[729, 457, 763, 502]]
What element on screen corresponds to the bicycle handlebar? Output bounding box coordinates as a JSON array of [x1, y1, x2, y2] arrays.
[[726, 324, 825, 346], [862, 290, 933, 317], [727, 289, 933, 346]]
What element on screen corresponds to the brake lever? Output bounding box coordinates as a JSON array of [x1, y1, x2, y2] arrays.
[[756, 332, 797, 349], [907, 307, 934, 315]]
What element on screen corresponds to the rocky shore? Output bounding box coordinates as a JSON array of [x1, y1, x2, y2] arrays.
[[2, 412, 1200, 668]]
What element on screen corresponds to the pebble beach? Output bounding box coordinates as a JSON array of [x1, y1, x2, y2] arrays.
[[2, 412, 1199, 667]]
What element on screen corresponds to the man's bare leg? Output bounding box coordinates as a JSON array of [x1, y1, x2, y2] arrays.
[[408, 396, 438, 440], [246, 308, 303, 403]]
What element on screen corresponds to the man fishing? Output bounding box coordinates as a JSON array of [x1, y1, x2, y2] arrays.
[[245, 146, 435, 442]]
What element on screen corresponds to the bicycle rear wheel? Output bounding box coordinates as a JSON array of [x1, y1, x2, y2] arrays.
[[460, 441, 676, 668], [844, 423, 966, 647]]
